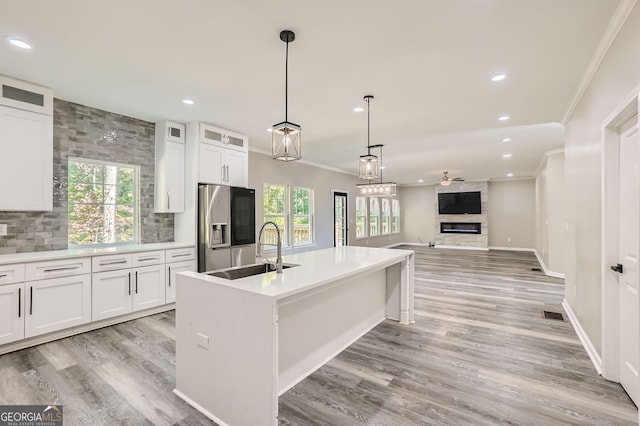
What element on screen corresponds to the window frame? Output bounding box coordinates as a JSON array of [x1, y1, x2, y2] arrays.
[[355, 196, 368, 239], [67, 157, 140, 247], [381, 198, 391, 235], [369, 198, 380, 237], [391, 198, 400, 234], [263, 183, 315, 249]]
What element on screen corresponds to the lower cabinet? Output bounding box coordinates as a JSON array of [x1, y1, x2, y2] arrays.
[[165, 260, 197, 303], [92, 264, 165, 321], [0, 283, 25, 345], [24, 274, 92, 338]]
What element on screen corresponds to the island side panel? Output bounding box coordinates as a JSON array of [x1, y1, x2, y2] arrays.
[[175, 273, 278, 426], [405, 252, 415, 324], [277, 268, 386, 395], [385, 262, 401, 321]]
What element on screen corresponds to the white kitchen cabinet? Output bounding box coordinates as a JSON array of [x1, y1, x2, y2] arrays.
[[131, 264, 166, 311], [165, 247, 196, 303], [24, 274, 92, 338], [197, 122, 248, 187], [91, 269, 133, 321], [91, 251, 166, 321], [154, 120, 185, 213], [0, 283, 25, 345], [0, 75, 53, 211]]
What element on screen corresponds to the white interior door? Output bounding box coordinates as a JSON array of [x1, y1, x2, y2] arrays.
[[618, 122, 640, 405]]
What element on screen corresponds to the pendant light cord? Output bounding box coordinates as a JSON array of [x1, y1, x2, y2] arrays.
[[366, 96, 371, 155], [285, 40, 289, 122]]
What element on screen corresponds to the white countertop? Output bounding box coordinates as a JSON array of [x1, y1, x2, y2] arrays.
[[0, 242, 195, 265], [180, 246, 414, 300]]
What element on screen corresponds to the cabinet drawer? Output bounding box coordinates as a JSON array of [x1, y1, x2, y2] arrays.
[[166, 247, 196, 263], [26, 258, 90, 281], [132, 250, 165, 267], [92, 254, 133, 272], [0, 263, 25, 285]]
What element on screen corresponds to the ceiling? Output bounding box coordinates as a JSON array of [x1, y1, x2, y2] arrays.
[[0, 0, 623, 185]]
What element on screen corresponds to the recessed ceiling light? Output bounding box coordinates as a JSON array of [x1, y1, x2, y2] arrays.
[[501, 138, 511, 143], [353, 106, 365, 112], [7, 38, 32, 49], [418, 179, 424, 183], [498, 115, 510, 121], [502, 153, 512, 159], [266, 128, 273, 132], [491, 73, 506, 82], [182, 99, 194, 105], [506, 173, 514, 177]]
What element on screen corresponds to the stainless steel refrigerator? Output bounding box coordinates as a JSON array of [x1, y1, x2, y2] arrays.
[[197, 184, 256, 272]]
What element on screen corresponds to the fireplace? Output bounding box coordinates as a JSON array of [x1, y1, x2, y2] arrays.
[[440, 222, 481, 234]]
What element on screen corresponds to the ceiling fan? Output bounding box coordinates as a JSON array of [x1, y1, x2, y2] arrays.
[[440, 171, 464, 186]]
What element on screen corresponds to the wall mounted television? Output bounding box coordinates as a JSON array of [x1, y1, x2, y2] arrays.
[[438, 191, 481, 215]]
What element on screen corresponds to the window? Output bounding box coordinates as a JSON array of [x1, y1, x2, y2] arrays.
[[381, 198, 391, 235], [68, 158, 139, 246], [369, 198, 380, 236], [263, 184, 314, 247], [392, 199, 400, 233], [355, 197, 368, 238]]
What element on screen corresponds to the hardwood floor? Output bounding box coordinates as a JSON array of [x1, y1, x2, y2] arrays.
[[0, 247, 636, 425]]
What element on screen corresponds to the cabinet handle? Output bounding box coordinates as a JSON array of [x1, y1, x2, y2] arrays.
[[221, 165, 225, 181], [167, 191, 171, 210], [18, 287, 21, 318], [168, 266, 171, 287], [135, 271, 138, 294], [29, 286, 33, 315], [171, 253, 191, 258], [138, 257, 158, 262], [128, 272, 131, 295], [43, 266, 78, 273], [100, 259, 128, 266], [0, 274, 7, 278]]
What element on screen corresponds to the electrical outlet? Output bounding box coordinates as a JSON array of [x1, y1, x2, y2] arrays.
[[0, 224, 6, 236]]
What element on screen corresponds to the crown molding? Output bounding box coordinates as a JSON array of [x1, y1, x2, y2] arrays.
[[248, 147, 358, 176], [562, 0, 638, 124]]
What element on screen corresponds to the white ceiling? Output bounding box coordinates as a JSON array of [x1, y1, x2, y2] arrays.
[[0, 0, 622, 185]]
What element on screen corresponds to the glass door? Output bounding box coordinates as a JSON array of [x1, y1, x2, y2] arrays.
[[333, 192, 348, 247]]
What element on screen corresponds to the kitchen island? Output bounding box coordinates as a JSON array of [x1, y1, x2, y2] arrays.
[[174, 246, 414, 426]]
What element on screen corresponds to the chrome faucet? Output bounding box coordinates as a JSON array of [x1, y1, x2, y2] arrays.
[[257, 221, 283, 273]]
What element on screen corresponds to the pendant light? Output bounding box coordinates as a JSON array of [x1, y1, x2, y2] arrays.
[[358, 95, 379, 180], [272, 30, 302, 161], [357, 144, 397, 197]]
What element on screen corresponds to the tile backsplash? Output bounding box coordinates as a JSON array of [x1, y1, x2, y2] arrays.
[[0, 99, 173, 254]]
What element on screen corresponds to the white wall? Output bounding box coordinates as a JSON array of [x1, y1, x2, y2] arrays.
[[399, 185, 436, 245], [248, 151, 403, 253], [488, 179, 536, 249], [564, 3, 640, 354]]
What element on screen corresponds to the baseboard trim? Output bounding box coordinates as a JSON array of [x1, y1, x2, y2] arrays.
[[173, 389, 230, 426], [488, 246, 535, 252], [533, 249, 566, 279], [562, 298, 603, 375], [435, 245, 489, 251]]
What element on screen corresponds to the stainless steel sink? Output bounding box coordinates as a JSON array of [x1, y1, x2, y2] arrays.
[[206, 262, 298, 280]]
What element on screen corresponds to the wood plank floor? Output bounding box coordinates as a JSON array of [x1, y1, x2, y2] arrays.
[[0, 247, 636, 425]]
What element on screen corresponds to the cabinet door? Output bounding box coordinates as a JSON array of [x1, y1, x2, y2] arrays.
[[155, 139, 185, 213], [226, 150, 248, 187], [0, 283, 25, 345], [0, 105, 53, 211], [132, 265, 165, 312], [25, 274, 91, 338], [199, 143, 225, 184], [166, 260, 196, 303], [92, 269, 133, 321]]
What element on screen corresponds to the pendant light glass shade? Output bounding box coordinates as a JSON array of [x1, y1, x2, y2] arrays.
[[272, 121, 301, 161], [359, 154, 379, 180], [272, 30, 302, 161]]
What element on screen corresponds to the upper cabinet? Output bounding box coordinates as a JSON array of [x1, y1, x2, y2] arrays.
[[197, 123, 248, 186], [0, 75, 53, 211], [154, 120, 186, 213]]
